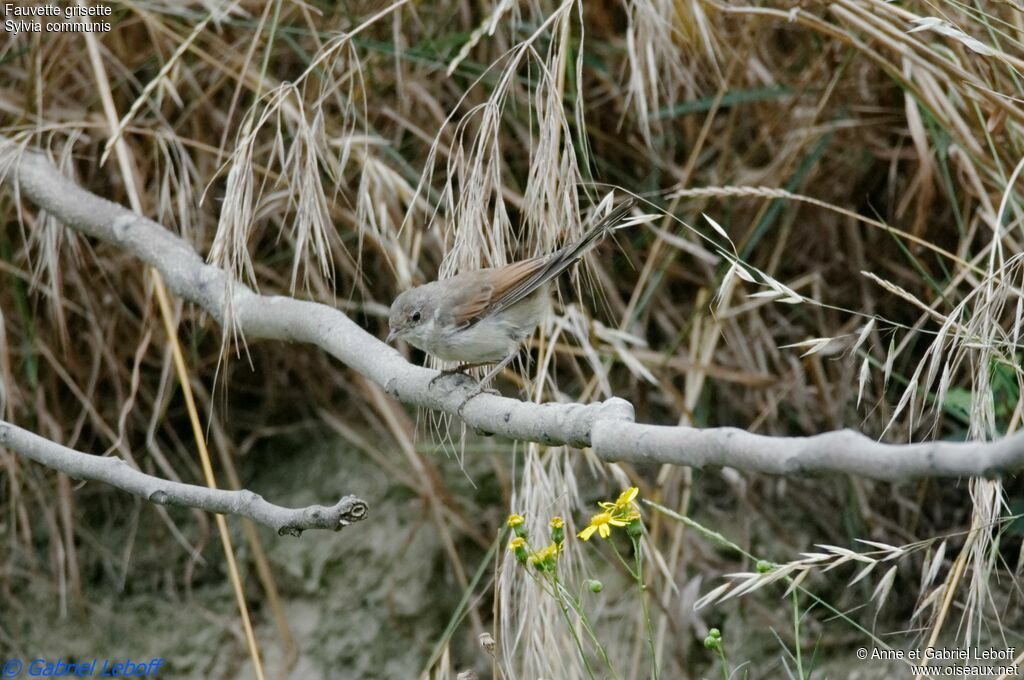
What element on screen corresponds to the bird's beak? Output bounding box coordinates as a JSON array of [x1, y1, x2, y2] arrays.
[[386, 328, 399, 344]]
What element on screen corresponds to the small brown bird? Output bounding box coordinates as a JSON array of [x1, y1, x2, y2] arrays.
[[387, 197, 639, 389]]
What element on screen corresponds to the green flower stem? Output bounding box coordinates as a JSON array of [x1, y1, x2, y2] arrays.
[[610, 539, 658, 679], [646, 500, 901, 667], [632, 535, 659, 680], [715, 643, 729, 680], [553, 578, 619, 680], [792, 589, 804, 679], [609, 540, 639, 579], [513, 531, 600, 680], [536, 573, 599, 680]]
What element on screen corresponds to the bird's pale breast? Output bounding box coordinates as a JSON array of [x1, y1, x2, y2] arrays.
[[405, 288, 546, 362]]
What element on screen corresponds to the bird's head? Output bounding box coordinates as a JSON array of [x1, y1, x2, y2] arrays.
[[386, 287, 431, 344]]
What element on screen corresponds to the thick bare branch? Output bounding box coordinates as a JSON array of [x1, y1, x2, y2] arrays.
[[4, 145, 1024, 482], [0, 420, 368, 535], [596, 422, 1024, 479]]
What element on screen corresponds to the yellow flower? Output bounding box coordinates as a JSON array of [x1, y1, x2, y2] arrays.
[[599, 486, 639, 514], [619, 508, 641, 523], [508, 536, 528, 563], [550, 516, 565, 544], [577, 511, 631, 541], [507, 513, 528, 538], [578, 487, 642, 541], [528, 542, 561, 570], [534, 543, 560, 561]]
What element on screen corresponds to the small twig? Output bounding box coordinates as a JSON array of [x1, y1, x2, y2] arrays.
[[0, 420, 368, 536]]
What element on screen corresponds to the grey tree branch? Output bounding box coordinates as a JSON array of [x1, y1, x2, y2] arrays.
[[4, 145, 1024, 482], [0, 420, 368, 535]]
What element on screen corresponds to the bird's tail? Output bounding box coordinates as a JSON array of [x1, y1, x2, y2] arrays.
[[555, 196, 639, 267], [483, 197, 639, 319]]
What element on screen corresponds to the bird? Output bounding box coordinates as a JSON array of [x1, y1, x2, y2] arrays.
[[386, 197, 639, 397]]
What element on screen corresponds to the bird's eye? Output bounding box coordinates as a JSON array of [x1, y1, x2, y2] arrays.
[[411, 311, 421, 323]]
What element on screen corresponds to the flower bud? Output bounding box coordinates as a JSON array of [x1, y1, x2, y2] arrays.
[[550, 516, 565, 544], [506, 514, 527, 538], [585, 579, 603, 593], [528, 543, 560, 572], [508, 536, 528, 564]]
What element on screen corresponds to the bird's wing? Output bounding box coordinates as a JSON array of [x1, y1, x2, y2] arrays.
[[448, 257, 547, 328]]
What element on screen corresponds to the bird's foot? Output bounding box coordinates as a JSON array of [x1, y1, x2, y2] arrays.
[[456, 385, 501, 417], [428, 362, 490, 389]]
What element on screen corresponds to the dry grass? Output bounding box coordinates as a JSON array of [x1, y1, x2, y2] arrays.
[[2, 0, 1024, 677]]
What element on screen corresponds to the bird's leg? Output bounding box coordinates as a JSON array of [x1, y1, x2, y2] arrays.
[[456, 351, 518, 416], [477, 352, 518, 388], [428, 361, 489, 388]]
